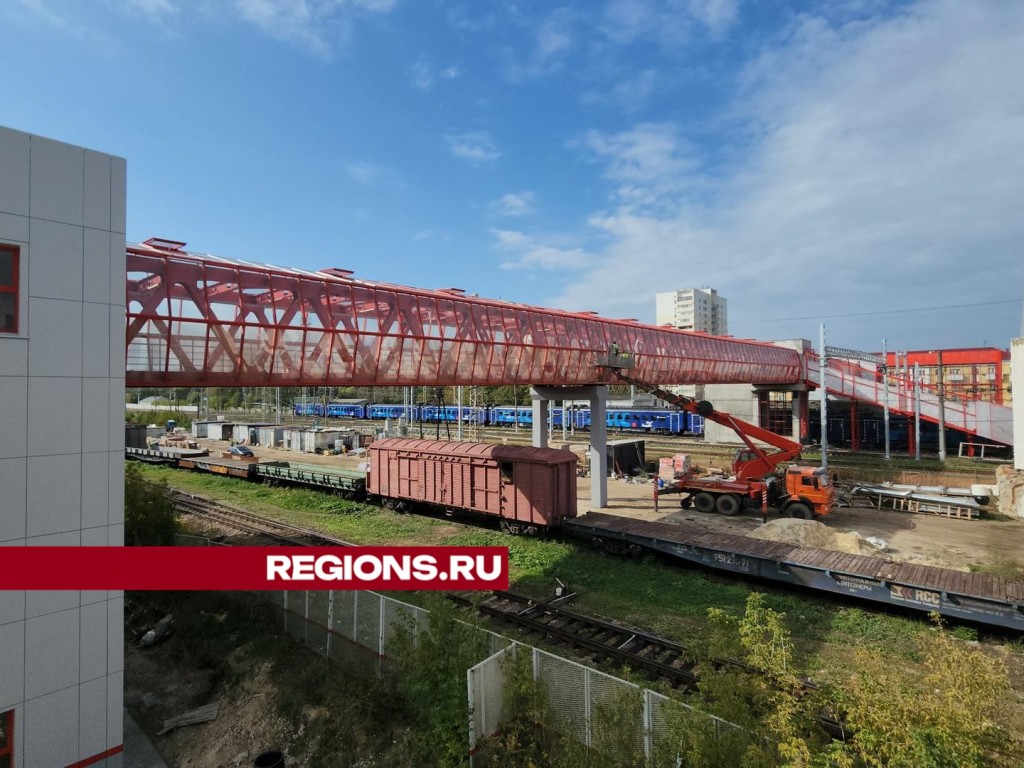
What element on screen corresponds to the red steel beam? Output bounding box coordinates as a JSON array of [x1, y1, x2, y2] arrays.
[[124, 239, 802, 388]]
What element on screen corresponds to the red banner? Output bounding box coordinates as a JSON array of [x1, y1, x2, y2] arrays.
[[0, 546, 509, 591]]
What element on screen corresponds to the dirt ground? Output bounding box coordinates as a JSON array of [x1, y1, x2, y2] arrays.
[[125, 641, 294, 768], [188, 434, 1024, 572], [577, 471, 1024, 572]]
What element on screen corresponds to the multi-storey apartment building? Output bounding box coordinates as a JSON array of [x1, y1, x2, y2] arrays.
[[655, 287, 728, 335]]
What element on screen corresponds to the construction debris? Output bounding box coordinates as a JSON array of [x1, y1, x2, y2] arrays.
[[748, 519, 883, 556], [140, 614, 173, 647], [158, 701, 221, 735]]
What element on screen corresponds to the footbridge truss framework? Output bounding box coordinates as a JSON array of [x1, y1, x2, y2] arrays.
[[124, 239, 802, 389], [807, 354, 1013, 446]]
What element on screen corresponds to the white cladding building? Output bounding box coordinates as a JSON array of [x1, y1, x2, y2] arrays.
[[0, 126, 126, 768]]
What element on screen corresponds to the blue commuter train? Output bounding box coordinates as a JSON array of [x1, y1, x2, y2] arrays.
[[293, 402, 704, 436]]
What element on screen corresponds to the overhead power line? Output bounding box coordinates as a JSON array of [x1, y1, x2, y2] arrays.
[[759, 298, 1023, 323]]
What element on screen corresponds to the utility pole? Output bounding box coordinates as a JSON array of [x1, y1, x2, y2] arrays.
[[514, 387, 519, 434], [914, 363, 922, 461], [936, 350, 947, 461], [457, 385, 463, 441], [819, 324, 828, 471], [882, 338, 891, 460]]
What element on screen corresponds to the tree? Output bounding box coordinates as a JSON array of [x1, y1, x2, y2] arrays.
[[825, 615, 1010, 768], [124, 463, 177, 545]]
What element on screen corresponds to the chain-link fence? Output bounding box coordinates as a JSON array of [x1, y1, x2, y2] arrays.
[[177, 534, 738, 764], [266, 588, 509, 670], [467, 643, 744, 766]]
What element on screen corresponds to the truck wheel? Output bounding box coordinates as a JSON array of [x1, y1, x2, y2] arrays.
[[716, 494, 742, 516], [787, 503, 813, 520], [679, 497, 693, 509], [693, 492, 716, 513]]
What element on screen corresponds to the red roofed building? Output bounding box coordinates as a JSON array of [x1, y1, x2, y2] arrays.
[[885, 347, 1011, 405]]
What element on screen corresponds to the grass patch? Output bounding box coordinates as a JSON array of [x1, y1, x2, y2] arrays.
[[140, 464, 968, 676], [970, 557, 1024, 583]]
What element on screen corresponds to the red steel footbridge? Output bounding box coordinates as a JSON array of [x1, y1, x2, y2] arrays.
[[124, 238, 1013, 446], [125, 239, 800, 389]]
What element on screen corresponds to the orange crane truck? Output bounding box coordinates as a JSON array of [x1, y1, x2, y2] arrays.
[[615, 374, 835, 519]]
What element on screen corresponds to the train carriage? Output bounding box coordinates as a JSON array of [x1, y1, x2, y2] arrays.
[[367, 404, 416, 420], [325, 403, 367, 419], [367, 438, 577, 533]]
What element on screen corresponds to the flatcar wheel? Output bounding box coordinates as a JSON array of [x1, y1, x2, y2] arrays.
[[715, 494, 742, 516], [590, 536, 605, 551], [787, 502, 812, 520], [692, 492, 716, 514]]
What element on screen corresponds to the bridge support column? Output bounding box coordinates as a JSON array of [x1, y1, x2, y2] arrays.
[[530, 394, 549, 449], [532, 385, 609, 509], [792, 391, 808, 443]]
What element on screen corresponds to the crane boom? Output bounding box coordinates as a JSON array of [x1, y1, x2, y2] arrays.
[[612, 372, 803, 480]]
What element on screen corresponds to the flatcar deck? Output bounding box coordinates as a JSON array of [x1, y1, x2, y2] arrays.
[[565, 512, 1024, 631], [177, 455, 259, 478]]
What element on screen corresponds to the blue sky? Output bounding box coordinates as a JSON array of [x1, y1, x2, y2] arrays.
[[2, 0, 1022, 352]]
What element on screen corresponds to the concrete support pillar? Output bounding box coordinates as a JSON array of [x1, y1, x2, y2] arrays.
[[757, 391, 770, 432], [850, 400, 860, 452], [531, 393, 549, 449], [791, 391, 806, 443], [533, 385, 609, 509], [589, 387, 608, 508], [1012, 338, 1024, 472]]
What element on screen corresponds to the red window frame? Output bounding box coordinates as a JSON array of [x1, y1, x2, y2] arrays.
[[0, 709, 13, 768], [0, 244, 18, 334]]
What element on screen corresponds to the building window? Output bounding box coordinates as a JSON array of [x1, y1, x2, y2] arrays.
[[0, 709, 13, 768], [0, 245, 18, 334]]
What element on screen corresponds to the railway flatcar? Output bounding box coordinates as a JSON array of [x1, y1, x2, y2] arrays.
[[367, 438, 578, 534]]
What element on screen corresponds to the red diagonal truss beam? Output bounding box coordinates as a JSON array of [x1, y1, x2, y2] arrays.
[[124, 239, 802, 388]]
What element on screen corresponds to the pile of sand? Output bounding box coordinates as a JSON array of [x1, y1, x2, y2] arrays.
[[747, 518, 882, 556]]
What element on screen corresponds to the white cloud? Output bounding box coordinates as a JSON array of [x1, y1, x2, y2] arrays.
[[506, 8, 575, 81], [10, 0, 69, 29], [582, 69, 659, 113], [232, 0, 394, 58], [342, 160, 401, 187], [581, 123, 702, 212], [597, 0, 737, 47], [410, 56, 433, 91], [491, 192, 536, 217], [686, 0, 738, 36], [493, 229, 591, 271], [551, 1, 1024, 349], [125, 0, 177, 17], [445, 132, 501, 165], [410, 57, 462, 91]]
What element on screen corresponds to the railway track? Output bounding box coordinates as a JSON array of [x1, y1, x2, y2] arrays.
[[449, 590, 705, 690], [168, 490, 354, 547], [448, 589, 845, 738], [169, 489, 845, 737]]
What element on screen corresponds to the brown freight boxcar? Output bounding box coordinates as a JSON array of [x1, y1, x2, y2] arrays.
[[367, 438, 577, 534]]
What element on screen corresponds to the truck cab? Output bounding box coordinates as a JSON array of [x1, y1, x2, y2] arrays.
[[783, 465, 835, 517]]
